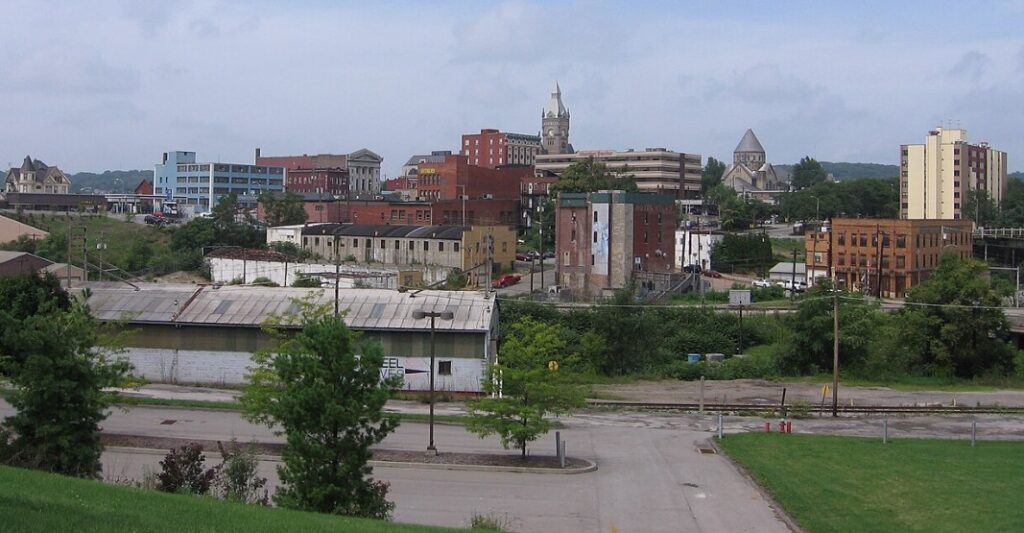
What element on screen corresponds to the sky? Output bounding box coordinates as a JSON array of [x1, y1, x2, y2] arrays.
[[2, 0, 1023, 176]]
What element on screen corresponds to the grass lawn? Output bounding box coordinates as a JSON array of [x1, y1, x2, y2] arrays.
[[0, 465, 465, 533], [719, 433, 1024, 533]]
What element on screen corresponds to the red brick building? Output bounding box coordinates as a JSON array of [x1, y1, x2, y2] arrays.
[[416, 154, 527, 202], [460, 129, 542, 169], [279, 197, 519, 228], [134, 179, 153, 212], [555, 191, 676, 298], [254, 152, 347, 171], [285, 168, 349, 196]]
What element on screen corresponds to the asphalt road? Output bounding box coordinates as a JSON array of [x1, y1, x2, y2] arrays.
[[0, 399, 788, 533]]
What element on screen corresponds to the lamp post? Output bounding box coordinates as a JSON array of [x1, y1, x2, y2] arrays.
[[412, 309, 454, 453]]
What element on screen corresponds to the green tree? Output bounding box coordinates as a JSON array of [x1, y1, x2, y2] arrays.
[[898, 255, 1014, 378], [259, 192, 309, 227], [999, 179, 1024, 227], [701, 157, 727, 196], [776, 280, 889, 375], [240, 299, 399, 518], [963, 189, 999, 228], [0, 293, 130, 478], [466, 318, 585, 457], [710, 233, 773, 275], [790, 156, 828, 190], [171, 217, 216, 253], [550, 159, 637, 194]]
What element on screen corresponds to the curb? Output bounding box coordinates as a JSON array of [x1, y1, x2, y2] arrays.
[[104, 446, 598, 475], [708, 437, 802, 533]]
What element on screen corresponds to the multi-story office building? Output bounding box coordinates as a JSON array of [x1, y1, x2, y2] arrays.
[[900, 127, 1007, 220], [536, 148, 702, 201], [810, 218, 973, 298], [461, 129, 542, 168], [555, 191, 676, 298], [255, 148, 383, 196], [154, 151, 284, 213], [415, 153, 529, 202]]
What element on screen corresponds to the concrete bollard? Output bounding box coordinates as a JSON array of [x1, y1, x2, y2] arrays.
[[717, 412, 724, 440], [883, 416, 888, 444], [555, 431, 561, 457], [764, 421, 771, 433], [786, 421, 792, 434], [971, 419, 977, 448], [559, 440, 566, 468]]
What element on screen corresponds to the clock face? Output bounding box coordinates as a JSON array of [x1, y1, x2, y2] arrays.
[[547, 129, 554, 137]]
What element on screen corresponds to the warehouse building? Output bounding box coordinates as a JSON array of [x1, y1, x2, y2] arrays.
[[78, 283, 498, 393]]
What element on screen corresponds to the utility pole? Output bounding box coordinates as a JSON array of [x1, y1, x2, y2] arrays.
[[790, 248, 798, 302], [832, 283, 840, 417], [538, 205, 545, 293], [876, 224, 884, 299], [334, 233, 340, 315], [66, 218, 72, 287]]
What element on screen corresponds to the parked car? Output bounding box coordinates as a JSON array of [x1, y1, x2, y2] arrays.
[[491, 273, 522, 288], [752, 278, 773, 288], [683, 264, 702, 274], [774, 280, 807, 292], [704, 270, 722, 278], [515, 252, 531, 261], [144, 214, 165, 226]]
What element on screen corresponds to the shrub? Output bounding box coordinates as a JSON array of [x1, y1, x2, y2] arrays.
[[214, 440, 268, 505], [157, 443, 217, 495], [251, 277, 279, 287]]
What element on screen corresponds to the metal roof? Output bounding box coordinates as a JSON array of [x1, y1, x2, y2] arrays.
[[77, 282, 494, 333]]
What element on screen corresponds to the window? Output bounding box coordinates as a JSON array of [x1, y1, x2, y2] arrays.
[[593, 231, 597, 243], [837, 232, 845, 246], [563, 251, 570, 266], [353, 239, 359, 248], [438, 361, 452, 376], [837, 253, 845, 266], [593, 211, 598, 222], [643, 232, 648, 243], [571, 230, 576, 242], [424, 241, 429, 251], [395, 240, 400, 249], [454, 242, 460, 252], [438, 242, 445, 252], [896, 256, 906, 269], [860, 234, 868, 247], [896, 235, 907, 248], [314, 237, 320, 246], [381, 240, 386, 249], [327, 240, 332, 247], [591, 254, 595, 265]]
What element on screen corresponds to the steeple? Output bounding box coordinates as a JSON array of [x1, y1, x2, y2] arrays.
[[541, 82, 572, 155], [733, 129, 766, 168], [734, 129, 765, 155], [544, 81, 568, 118]]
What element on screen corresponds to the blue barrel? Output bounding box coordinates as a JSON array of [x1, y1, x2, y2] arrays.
[[687, 353, 702, 363]]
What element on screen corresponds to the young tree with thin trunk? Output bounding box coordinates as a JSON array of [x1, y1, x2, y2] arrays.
[[240, 298, 400, 518], [466, 318, 584, 458]]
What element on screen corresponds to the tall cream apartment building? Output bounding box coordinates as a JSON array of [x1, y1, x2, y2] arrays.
[[900, 127, 1007, 220]]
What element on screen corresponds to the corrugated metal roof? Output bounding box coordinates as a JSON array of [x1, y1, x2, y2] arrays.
[[300, 224, 466, 240], [76, 282, 494, 333]]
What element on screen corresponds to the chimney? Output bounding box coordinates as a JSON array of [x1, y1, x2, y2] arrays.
[[254, 147, 261, 164]]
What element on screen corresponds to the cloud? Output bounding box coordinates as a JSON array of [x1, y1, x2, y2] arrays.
[[0, 44, 139, 96], [947, 50, 991, 81]]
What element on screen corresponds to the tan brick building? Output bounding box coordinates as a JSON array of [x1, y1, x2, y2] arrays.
[[806, 218, 972, 298]]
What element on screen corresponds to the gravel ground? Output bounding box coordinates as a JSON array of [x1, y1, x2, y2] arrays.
[[595, 378, 1024, 407]]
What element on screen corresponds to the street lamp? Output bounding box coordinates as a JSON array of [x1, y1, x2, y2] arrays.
[[412, 309, 454, 453]]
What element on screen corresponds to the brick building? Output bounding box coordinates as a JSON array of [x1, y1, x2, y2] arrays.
[[461, 129, 542, 168], [285, 168, 350, 196], [807, 218, 973, 298], [255, 148, 383, 196], [415, 154, 526, 202], [277, 196, 519, 228], [555, 191, 676, 298]]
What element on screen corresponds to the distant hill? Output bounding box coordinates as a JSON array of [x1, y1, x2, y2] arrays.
[[69, 170, 152, 194], [1010, 171, 1024, 181], [774, 162, 899, 181]]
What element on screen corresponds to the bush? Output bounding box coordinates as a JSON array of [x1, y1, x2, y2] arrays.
[[250, 277, 278, 287], [157, 443, 217, 495], [291, 276, 321, 288], [664, 352, 779, 381], [215, 441, 268, 505]]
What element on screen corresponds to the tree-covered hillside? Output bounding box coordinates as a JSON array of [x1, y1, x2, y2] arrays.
[[68, 170, 152, 193], [775, 162, 898, 181]]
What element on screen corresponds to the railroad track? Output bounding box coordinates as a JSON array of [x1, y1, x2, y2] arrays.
[[585, 400, 1024, 415]]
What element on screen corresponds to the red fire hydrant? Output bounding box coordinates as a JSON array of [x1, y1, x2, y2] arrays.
[[779, 420, 786, 433], [764, 422, 771, 433]]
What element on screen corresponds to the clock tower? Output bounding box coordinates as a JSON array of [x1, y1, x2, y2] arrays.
[[541, 82, 572, 155]]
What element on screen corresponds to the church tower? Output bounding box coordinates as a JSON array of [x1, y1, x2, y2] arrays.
[[733, 129, 766, 168], [541, 82, 572, 155]]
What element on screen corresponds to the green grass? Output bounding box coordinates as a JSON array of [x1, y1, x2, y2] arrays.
[[719, 433, 1024, 533], [0, 465, 463, 532], [770, 237, 805, 262]]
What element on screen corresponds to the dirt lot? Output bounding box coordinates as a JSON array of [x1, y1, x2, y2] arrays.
[[594, 379, 1024, 408]]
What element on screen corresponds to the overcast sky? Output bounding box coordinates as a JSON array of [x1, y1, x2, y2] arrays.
[[2, 0, 1023, 176]]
